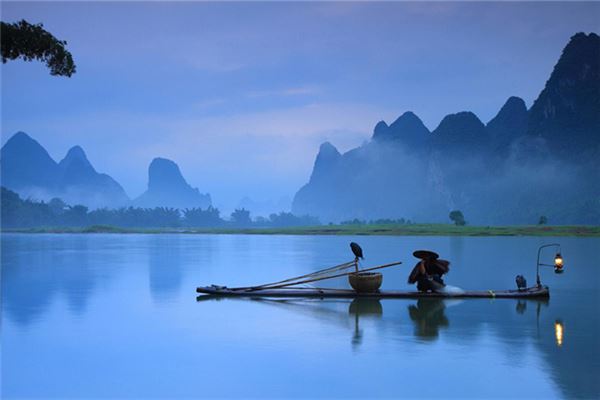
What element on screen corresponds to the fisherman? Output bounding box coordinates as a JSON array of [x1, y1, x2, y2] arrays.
[[408, 250, 450, 292]]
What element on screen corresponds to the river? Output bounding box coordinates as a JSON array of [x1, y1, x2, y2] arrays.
[[2, 234, 599, 399]]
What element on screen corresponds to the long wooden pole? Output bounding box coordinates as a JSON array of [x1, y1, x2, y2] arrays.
[[239, 261, 403, 292], [230, 260, 356, 291]]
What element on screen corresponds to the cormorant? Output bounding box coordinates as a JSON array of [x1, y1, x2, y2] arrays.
[[350, 242, 363, 261], [515, 275, 527, 291]]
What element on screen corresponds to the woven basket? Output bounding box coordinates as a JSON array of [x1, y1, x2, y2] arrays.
[[348, 272, 383, 293]]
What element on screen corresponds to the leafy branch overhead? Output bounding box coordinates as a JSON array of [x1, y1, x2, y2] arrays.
[[1, 19, 76, 77]]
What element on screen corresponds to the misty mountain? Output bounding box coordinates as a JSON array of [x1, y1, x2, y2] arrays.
[[292, 32, 600, 225], [134, 158, 212, 209], [372, 112, 430, 149], [486, 96, 528, 149], [430, 111, 489, 154], [1, 133, 215, 210], [309, 142, 342, 185], [1, 132, 129, 208], [57, 146, 130, 208], [528, 32, 600, 157], [1, 131, 60, 192]]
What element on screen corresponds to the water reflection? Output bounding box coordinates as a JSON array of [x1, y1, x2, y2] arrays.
[[515, 300, 527, 314], [3, 234, 599, 399], [195, 295, 559, 351], [348, 298, 383, 348], [554, 319, 564, 347], [148, 235, 183, 302], [1, 235, 109, 325], [407, 299, 449, 341]]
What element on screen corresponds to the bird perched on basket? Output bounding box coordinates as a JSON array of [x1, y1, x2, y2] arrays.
[[515, 275, 527, 291], [350, 242, 363, 261]]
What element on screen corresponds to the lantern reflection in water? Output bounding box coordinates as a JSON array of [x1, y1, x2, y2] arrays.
[[555, 319, 564, 347]]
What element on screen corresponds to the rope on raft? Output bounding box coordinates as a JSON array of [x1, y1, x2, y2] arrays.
[[233, 261, 403, 292]]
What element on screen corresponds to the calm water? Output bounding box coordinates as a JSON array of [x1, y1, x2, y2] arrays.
[[2, 233, 599, 399]]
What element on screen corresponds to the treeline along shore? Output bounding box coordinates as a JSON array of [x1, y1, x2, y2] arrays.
[[0, 187, 318, 229], [2, 188, 598, 237], [4, 224, 600, 237]]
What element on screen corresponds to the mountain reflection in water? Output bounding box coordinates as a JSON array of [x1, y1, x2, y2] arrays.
[[2, 234, 598, 399]]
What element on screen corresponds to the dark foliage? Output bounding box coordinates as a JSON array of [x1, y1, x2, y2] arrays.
[[267, 212, 320, 227], [1, 187, 181, 228], [1, 187, 55, 227], [1, 19, 76, 76], [182, 206, 222, 227], [230, 208, 251, 227], [341, 218, 367, 225], [449, 210, 466, 226], [88, 207, 181, 228], [0, 187, 320, 229]]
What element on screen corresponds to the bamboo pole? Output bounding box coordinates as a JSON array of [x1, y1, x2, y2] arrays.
[[230, 260, 356, 291], [241, 261, 403, 292]]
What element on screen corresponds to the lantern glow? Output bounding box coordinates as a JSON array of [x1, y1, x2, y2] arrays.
[[536, 243, 565, 286], [554, 252, 564, 273]]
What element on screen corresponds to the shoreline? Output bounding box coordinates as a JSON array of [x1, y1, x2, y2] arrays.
[[2, 224, 599, 237]]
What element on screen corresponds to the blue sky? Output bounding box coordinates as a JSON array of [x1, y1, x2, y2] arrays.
[[2, 1, 599, 212]]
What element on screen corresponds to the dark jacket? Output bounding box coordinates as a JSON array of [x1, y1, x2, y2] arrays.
[[408, 259, 450, 284]]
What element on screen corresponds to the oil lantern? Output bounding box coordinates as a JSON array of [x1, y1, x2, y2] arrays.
[[554, 252, 564, 273]]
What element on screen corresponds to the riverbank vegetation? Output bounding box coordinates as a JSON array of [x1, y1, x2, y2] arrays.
[[2, 188, 598, 236], [4, 224, 599, 237], [0, 187, 318, 229]]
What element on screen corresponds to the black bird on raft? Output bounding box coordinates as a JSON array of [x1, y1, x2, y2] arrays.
[[350, 242, 363, 261], [515, 275, 527, 291]]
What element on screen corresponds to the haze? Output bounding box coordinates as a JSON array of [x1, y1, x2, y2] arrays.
[[1, 1, 599, 213]]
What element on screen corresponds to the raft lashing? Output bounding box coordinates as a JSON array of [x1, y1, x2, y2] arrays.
[[195, 255, 552, 300]]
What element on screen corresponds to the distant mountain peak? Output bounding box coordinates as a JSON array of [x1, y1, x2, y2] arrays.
[[59, 145, 94, 171], [389, 111, 422, 128], [434, 111, 485, 134], [431, 111, 487, 150], [486, 97, 528, 146], [0, 131, 60, 191], [527, 31, 600, 154], [135, 157, 211, 209], [1, 132, 129, 207], [373, 121, 390, 137], [148, 157, 189, 192], [318, 141, 341, 158], [567, 31, 599, 47], [372, 111, 430, 146], [2, 131, 44, 153], [309, 142, 341, 184], [8, 131, 33, 142], [65, 145, 87, 160], [501, 96, 527, 112]]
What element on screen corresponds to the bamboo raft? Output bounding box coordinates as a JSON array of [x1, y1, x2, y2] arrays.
[[196, 285, 549, 299], [195, 257, 551, 299]]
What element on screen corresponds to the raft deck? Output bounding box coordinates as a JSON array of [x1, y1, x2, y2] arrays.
[[196, 285, 549, 299]]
